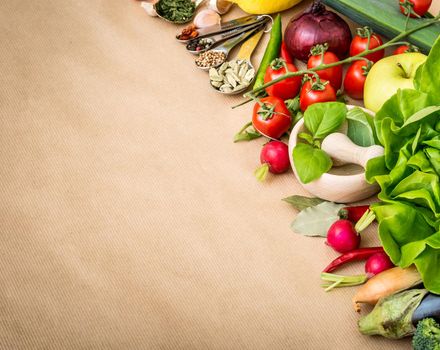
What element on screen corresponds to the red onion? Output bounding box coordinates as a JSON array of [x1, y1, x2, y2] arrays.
[[284, 1, 352, 62]]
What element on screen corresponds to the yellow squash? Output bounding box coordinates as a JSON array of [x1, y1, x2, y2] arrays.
[[229, 0, 304, 14]]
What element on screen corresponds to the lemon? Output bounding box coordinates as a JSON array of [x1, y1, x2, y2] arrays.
[[229, 0, 304, 14]]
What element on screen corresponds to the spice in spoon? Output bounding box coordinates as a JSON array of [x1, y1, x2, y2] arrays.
[[187, 38, 214, 52], [195, 50, 226, 68], [177, 24, 199, 40], [155, 0, 196, 23]]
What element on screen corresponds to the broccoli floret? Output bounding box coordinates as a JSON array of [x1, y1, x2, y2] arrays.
[[413, 318, 440, 350]]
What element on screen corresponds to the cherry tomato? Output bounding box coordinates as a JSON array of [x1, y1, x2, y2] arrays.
[[299, 79, 337, 112], [264, 58, 302, 100], [280, 41, 294, 64], [393, 44, 419, 55], [399, 0, 432, 18], [343, 61, 370, 100], [307, 44, 343, 90], [252, 96, 292, 139], [349, 27, 384, 63]]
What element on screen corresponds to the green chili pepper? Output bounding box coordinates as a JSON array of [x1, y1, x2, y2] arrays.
[[253, 14, 282, 91]]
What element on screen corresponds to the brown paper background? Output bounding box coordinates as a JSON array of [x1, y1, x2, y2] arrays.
[[1, 1, 439, 349]]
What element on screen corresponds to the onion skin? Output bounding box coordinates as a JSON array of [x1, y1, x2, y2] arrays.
[[284, 1, 352, 62]]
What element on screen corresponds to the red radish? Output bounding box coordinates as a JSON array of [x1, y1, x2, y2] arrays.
[[365, 252, 394, 278], [254, 141, 289, 182], [326, 219, 360, 253]]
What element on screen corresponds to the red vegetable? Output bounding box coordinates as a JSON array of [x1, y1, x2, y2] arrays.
[[252, 96, 292, 139], [399, 0, 432, 18], [323, 247, 385, 273], [326, 219, 360, 253], [349, 27, 384, 63], [393, 44, 419, 55], [284, 1, 352, 62], [343, 60, 371, 100], [264, 58, 302, 100], [327, 209, 376, 253], [339, 205, 370, 223], [299, 78, 337, 112], [365, 252, 395, 278], [254, 141, 290, 182], [307, 44, 343, 90], [280, 42, 294, 64]]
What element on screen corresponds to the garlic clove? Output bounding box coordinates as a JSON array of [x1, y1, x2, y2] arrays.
[[193, 9, 221, 28], [140, 1, 158, 17], [207, 0, 233, 15]]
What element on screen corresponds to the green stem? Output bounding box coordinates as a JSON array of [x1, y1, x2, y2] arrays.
[[354, 209, 376, 233], [243, 16, 440, 99], [321, 273, 368, 292]]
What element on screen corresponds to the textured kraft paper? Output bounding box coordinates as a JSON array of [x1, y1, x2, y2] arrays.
[[1, 1, 439, 349]]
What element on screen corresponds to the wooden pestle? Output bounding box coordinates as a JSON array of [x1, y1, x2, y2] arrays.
[[321, 133, 384, 169]]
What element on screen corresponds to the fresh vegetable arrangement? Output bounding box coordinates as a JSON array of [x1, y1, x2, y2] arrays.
[[142, 0, 440, 346]]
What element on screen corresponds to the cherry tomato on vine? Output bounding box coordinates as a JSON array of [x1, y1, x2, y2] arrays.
[[343, 60, 371, 100], [252, 96, 292, 139], [393, 44, 419, 55], [307, 44, 343, 90], [264, 58, 302, 100], [349, 27, 384, 63], [299, 78, 337, 112], [399, 0, 432, 18]]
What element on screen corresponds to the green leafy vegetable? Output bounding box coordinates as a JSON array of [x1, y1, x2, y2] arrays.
[[292, 143, 332, 183], [292, 102, 348, 184], [346, 107, 376, 147], [366, 36, 440, 294], [291, 201, 345, 237], [233, 121, 261, 143], [304, 102, 347, 140], [414, 35, 440, 105], [282, 195, 326, 211]]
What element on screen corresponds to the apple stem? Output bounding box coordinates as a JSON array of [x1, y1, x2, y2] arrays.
[[396, 62, 410, 78], [243, 15, 440, 100]]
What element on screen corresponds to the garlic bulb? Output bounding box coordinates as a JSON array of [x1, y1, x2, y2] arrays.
[[193, 9, 221, 28], [140, 1, 158, 17]]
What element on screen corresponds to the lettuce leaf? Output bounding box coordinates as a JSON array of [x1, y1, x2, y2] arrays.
[[366, 37, 440, 294]]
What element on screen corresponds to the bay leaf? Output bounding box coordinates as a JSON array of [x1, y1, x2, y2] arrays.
[[290, 201, 345, 237]]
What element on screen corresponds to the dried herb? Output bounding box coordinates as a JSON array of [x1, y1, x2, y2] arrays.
[[156, 0, 196, 23]]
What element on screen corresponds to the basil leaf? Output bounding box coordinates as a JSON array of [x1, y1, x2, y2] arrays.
[[292, 143, 332, 184], [303, 102, 347, 139], [282, 195, 326, 211], [233, 122, 261, 143], [291, 201, 345, 237], [346, 107, 376, 147]]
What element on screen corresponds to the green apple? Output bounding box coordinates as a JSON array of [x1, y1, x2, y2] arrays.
[[364, 52, 427, 113]]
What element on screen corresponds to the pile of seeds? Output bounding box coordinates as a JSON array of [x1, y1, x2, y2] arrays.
[[195, 50, 226, 68], [209, 60, 255, 93], [187, 38, 214, 52], [155, 0, 196, 23]]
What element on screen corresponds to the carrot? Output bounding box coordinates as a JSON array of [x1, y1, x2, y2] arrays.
[[352, 265, 422, 312]]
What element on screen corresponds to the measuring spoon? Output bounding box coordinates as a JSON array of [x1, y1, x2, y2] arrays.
[[186, 19, 267, 55], [176, 14, 266, 43], [195, 22, 267, 71], [210, 28, 264, 95]]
